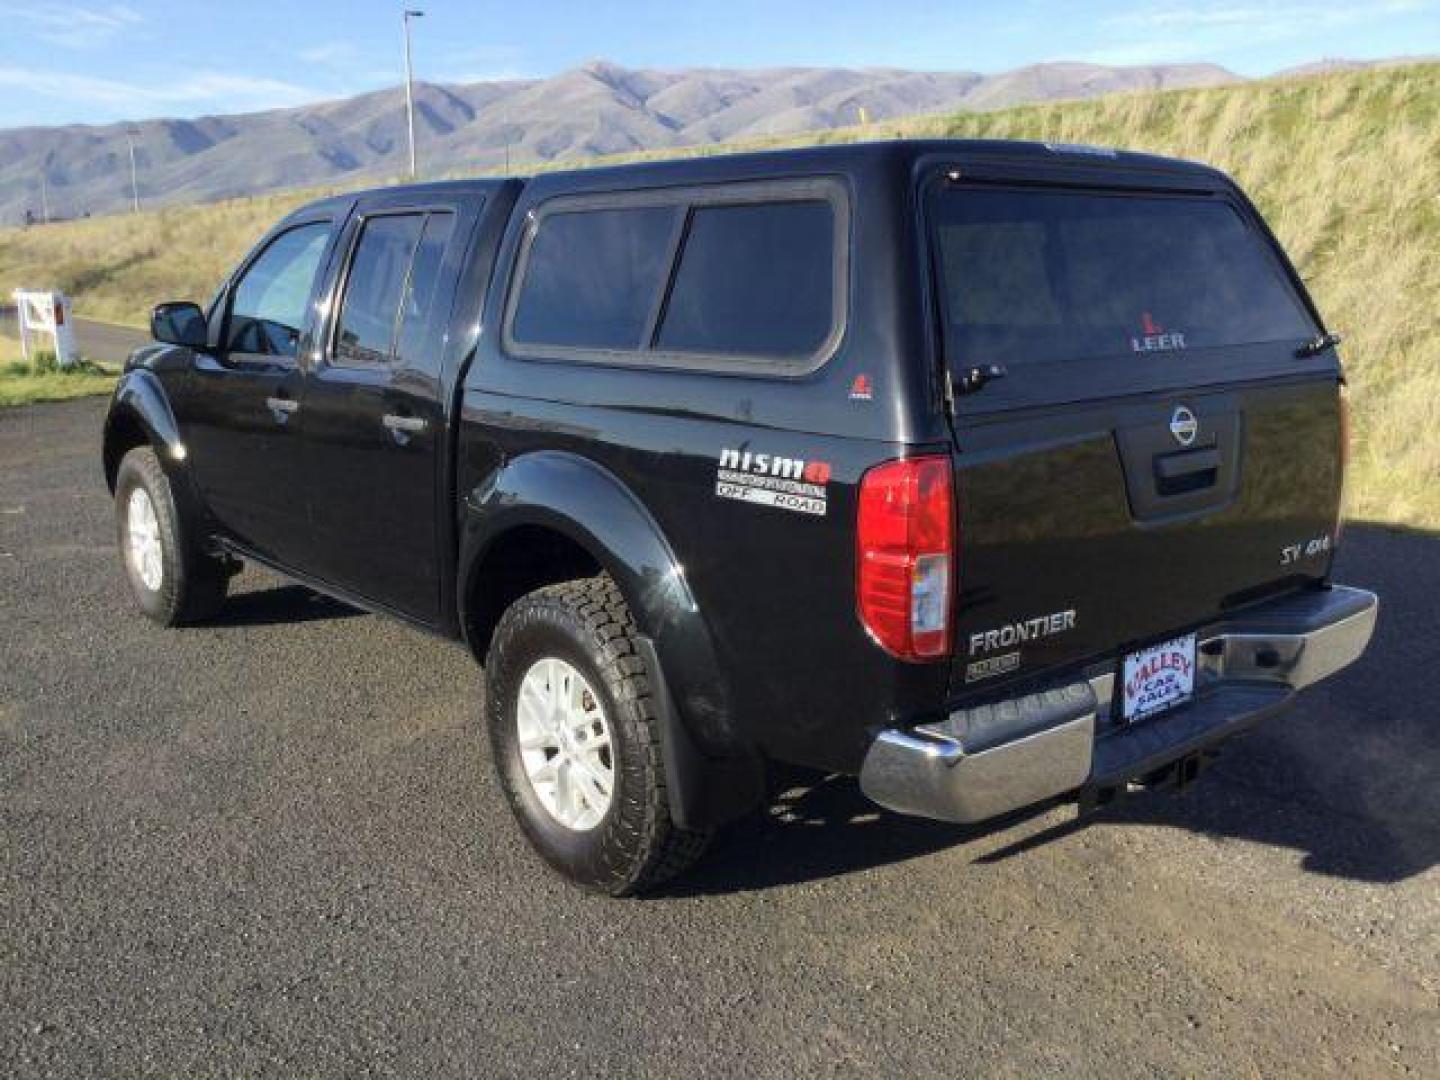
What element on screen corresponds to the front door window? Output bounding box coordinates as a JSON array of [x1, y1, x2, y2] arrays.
[[227, 222, 330, 358]]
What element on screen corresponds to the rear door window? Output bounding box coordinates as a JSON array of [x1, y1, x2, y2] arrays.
[[330, 210, 456, 369], [930, 188, 1316, 372], [333, 214, 425, 367], [393, 212, 456, 369]]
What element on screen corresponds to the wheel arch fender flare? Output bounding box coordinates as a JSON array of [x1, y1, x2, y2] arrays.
[[102, 370, 190, 493], [458, 451, 764, 828]]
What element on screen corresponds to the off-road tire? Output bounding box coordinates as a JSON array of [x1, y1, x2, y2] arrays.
[[485, 574, 710, 895], [114, 446, 228, 626]]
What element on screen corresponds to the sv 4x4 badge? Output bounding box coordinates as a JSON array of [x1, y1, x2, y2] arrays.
[[716, 448, 832, 516]]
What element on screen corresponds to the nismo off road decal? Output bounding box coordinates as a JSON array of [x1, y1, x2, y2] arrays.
[[716, 447, 832, 516]]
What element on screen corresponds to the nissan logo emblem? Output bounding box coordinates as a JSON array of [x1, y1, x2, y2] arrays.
[[1170, 406, 1199, 447]]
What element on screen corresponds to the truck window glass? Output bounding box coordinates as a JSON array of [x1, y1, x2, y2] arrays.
[[656, 200, 834, 358], [929, 189, 1316, 369], [226, 222, 330, 357], [393, 211, 457, 370], [512, 206, 678, 350], [333, 214, 425, 367]]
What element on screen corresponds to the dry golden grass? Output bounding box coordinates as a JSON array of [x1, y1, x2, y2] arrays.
[[0, 188, 334, 329], [0, 63, 1435, 523]]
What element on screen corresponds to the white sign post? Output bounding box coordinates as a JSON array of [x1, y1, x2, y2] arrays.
[[13, 289, 80, 368]]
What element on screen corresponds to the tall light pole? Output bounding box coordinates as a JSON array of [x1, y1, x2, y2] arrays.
[[402, 9, 424, 179], [40, 150, 53, 224], [125, 129, 140, 213]]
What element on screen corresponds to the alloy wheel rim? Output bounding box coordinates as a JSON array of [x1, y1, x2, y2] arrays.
[[516, 657, 614, 831], [126, 487, 163, 592]]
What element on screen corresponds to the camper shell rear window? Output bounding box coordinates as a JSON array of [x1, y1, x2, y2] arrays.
[[928, 186, 1317, 374]]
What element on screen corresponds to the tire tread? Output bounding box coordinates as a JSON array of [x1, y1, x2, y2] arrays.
[[116, 447, 227, 626], [488, 573, 710, 895]]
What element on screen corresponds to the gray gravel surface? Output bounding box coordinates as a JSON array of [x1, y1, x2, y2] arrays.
[[2, 398, 1437, 1078]]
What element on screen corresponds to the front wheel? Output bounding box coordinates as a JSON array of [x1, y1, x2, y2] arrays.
[[485, 575, 710, 895], [114, 446, 228, 626]]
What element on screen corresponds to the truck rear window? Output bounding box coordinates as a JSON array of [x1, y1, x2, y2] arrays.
[[929, 189, 1316, 369]]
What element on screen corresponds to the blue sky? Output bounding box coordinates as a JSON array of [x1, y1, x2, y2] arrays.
[[1, 0, 1435, 129]]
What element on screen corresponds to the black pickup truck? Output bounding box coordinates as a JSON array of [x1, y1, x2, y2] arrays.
[[103, 140, 1377, 894]]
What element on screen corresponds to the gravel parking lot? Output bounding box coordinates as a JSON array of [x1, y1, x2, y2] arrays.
[[2, 397, 1437, 1078]]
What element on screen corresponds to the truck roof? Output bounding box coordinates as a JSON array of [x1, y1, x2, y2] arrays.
[[294, 138, 1228, 218], [529, 138, 1224, 184]]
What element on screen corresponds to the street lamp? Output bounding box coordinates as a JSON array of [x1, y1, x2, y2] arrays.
[[125, 129, 140, 213], [40, 149, 53, 224], [402, 9, 425, 179]]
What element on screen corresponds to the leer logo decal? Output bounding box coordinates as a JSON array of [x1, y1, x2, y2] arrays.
[[1131, 311, 1187, 354], [716, 448, 831, 516]]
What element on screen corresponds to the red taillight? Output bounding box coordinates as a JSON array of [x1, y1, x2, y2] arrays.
[[856, 455, 955, 661]]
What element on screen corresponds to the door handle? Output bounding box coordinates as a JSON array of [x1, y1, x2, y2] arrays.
[[265, 396, 299, 423], [382, 413, 427, 444]]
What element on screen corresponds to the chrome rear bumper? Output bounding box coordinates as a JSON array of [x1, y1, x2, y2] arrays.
[[859, 585, 1378, 824]]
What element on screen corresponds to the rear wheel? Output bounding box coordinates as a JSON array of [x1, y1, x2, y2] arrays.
[[114, 446, 228, 626], [485, 575, 710, 895]]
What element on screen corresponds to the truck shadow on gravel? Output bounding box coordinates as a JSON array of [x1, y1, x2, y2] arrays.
[[669, 523, 1440, 895], [198, 583, 364, 628]]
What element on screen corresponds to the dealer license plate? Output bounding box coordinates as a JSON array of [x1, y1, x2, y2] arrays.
[[1122, 634, 1197, 722]]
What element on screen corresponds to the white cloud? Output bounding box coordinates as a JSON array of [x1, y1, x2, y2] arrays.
[[1106, 0, 1432, 34], [1077, 42, 1194, 66], [298, 41, 360, 66], [1088, 0, 1436, 66], [0, 66, 323, 119], [444, 68, 534, 85], [435, 44, 534, 84], [0, 3, 143, 49]]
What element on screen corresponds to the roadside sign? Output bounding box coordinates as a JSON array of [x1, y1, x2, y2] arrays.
[[13, 289, 80, 368]]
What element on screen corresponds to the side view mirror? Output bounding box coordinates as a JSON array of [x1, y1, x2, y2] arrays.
[[151, 301, 208, 348]]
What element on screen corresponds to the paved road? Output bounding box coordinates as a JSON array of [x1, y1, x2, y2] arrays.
[[2, 398, 1437, 1078], [0, 309, 147, 366], [70, 318, 148, 366]]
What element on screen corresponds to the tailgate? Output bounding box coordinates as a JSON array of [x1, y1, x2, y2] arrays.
[[950, 378, 1341, 691], [925, 173, 1344, 696]]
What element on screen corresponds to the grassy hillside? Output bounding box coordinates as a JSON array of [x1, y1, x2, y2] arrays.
[[916, 64, 1440, 530], [1, 63, 1435, 525], [0, 187, 333, 329]]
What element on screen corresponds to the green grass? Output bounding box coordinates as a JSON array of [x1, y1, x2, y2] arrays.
[[0, 62, 1436, 524], [0, 340, 117, 406]]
